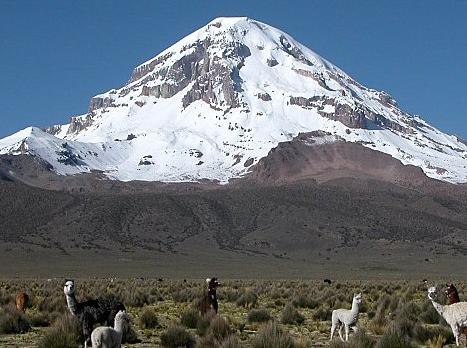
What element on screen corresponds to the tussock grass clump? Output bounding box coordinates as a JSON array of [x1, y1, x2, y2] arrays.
[[312, 306, 331, 321], [38, 313, 82, 348], [122, 320, 141, 344], [419, 301, 439, 324], [181, 307, 201, 329], [330, 329, 374, 348], [220, 335, 242, 348], [292, 292, 318, 309], [139, 307, 159, 329], [207, 315, 231, 341], [248, 308, 272, 323], [376, 331, 414, 348], [28, 311, 55, 327], [161, 325, 196, 348], [0, 304, 31, 334], [253, 321, 295, 348], [281, 304, 305, 325], [197, 311, 216, 336], [426, 335, 446, 348], [126, 289, 150, 307], [376, 321, 414, 348], [236, 290, 258, 308]]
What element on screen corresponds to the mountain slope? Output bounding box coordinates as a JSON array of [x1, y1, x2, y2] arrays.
[[1, 17, 466, 183]]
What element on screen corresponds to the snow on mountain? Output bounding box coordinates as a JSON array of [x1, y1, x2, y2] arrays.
[[1, 17, 467, 183]]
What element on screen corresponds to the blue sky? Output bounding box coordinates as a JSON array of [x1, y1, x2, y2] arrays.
[[1, 0, 466, 138]]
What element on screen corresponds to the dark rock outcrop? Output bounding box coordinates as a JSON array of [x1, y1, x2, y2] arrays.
[[88, 96, 114, 112], [67, 115, 94, 134]]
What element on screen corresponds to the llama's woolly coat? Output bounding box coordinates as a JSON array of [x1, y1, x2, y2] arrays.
[[64, 280, 126, 346], [15, 292, 29, 312], [91, 310, 128, 348], [429, 287, 467, 346], [330, 293, 362, 342]]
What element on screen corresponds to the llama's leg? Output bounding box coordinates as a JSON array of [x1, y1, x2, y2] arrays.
[[83, 318, 92, 348], [330, 322, 336, 340], [452, 325, 460, 346], [330, 313, 338, 341], [338, 323, 344, 341]]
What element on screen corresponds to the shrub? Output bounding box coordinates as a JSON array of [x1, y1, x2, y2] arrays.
[[236, 290, 258, 308], [0, 305, 31, 334], [181, 308, 200, 329], [220, 335, 242, 348], [126, 290, 150, 307], [248, 308, 272, 323], [426, 335, 446, 348], [419, 303, 439, 324], [292, 293, 318, 309], [28, 311, 55, 327], [196, 334, 218, 348], [161, 325, 196, 348], [38, 314, 82, 348], [349, 329, 375, 348], [376, 331, 413, 348], [122, 320, 141, 344], [312, 307, 331, 321], [207, 316, 231, 341], [253, 321, 295, 348], [139, 308, 159, 329], [197, 311, 216, 336], [281, 304, 305, 325]]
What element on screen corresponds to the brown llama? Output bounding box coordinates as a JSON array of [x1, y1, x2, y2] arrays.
[[445, 283, 467, 337], [15, 292, 29, 312], [198, 278, 220, 315]]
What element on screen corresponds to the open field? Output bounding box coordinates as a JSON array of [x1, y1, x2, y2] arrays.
[[0, 279, 465, 347]]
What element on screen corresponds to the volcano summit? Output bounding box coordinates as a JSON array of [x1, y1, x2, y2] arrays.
[[1, 17, 466, 184]]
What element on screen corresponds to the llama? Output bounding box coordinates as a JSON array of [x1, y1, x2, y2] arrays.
[[428, 286, 467, 346], [198, 277, 220, 315], [91, 310, 129, 348], [64, 280, 126, 348], [445, 284, 467, 337], [15, 291, 29, 312], [446, 283, 462, 303], [330, 293, 362, 341]]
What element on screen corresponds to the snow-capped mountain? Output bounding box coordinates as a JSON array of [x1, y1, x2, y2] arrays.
[[1, 17, 467, 183]]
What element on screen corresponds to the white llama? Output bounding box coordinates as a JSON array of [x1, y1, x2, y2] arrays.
[[90, 310, 129, 348], [428, 286, 467, 347], [330, 293, 362, 341]]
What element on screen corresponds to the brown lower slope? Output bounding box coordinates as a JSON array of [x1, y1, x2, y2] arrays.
[[247, 132, 430, 186], [0, 133, 466, 278]]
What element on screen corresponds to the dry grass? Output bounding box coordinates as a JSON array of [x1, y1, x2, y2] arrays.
[[0, 279, 464, 347]]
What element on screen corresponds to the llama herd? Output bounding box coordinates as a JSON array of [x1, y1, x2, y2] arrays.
[[10, 279, 467, 347]]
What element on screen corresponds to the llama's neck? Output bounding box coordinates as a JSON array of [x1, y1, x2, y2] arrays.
[[430, 299, 445, 317], [114, 318, 125, 335], [351, 300, 360, 314], [65, 293, 78, 315]]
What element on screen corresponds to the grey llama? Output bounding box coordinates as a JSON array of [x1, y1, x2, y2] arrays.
[[91, 310, 130, 348], [330, 293, 362, 341]]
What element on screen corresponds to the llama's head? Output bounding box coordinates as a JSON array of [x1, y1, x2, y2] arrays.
[[206, 277, 220, 290], [353, 293, 362, 305], [64, 280, 75, 296], [445, 283, 459, 301], [115, 310, 130, 324], [427, 286, 437, 300]]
